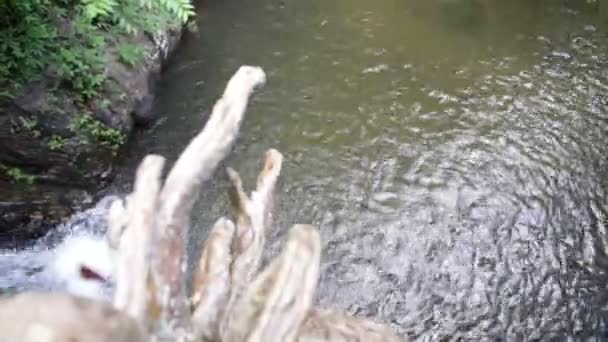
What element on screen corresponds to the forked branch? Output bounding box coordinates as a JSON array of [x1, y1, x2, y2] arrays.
[[221, 224, 321, 342], [190, 217, 236, 341], [151, 66, 267, 323], [112, 155, 165, 326], [219, 149, 283, 335]]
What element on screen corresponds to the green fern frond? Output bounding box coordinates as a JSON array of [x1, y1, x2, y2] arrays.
[[82, 0, 119, 21]]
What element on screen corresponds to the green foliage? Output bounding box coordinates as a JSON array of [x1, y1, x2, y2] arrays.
[[4, 166, 36, 186], [18, 116, 38, 131], [17, 116, 41, 137], [0, 0, 195, 98], [71, 114, 125, 153], [55, 44, 106, 99], [0, 90, 14, 99], [118, 44, 147, 67], [84, 0, 194, 34], [82, 0, 118, 20], [0, 0, 60, 90], [48, 134, 68, 150]]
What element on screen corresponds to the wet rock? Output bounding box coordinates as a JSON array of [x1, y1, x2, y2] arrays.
[[0, 99, 112, 187], [0, 180, 94, 248], [0, 27, 183, 242]]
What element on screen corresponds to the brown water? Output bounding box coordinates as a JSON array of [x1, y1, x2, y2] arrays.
[[117, 0, 608, 339]]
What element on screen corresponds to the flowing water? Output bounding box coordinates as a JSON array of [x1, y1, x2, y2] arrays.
[[6, 0, 608, 340]]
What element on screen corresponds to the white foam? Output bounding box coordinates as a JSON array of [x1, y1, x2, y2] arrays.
[[0, 195, 121, 300], [49, 233, 114, 300]]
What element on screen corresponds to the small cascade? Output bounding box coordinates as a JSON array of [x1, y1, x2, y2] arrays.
[[0, 195, 121, 300]]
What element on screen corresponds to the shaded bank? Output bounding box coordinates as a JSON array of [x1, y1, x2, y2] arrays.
[[0, 28, 181, 244]]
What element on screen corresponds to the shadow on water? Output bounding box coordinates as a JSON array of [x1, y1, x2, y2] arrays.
[[108, 0, 608, 339]]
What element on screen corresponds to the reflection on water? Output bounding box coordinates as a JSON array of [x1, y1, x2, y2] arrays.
[[116, 0, 608, 339]]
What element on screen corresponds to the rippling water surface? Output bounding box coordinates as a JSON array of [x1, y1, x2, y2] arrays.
[[114, 0, 608, 339]]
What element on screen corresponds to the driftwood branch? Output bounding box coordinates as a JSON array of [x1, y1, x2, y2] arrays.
[[222, 224, 320, 342], [151, 66, 266, 323], [113, 155, 164, 325], [219, 149, 283, 339], [190, 217, 235, 341], [228, 149, 282, 291], [107, 196, 129, 250]]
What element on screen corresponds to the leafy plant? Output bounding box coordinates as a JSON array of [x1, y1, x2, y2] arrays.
[[118, 43, 147, 67], [72, 114, 125, 153], [48, 134, 68, 150], [0, 0, 60, 90], [55, 45, 106, 99], [4, 167, 36, 186], [1, 0, 195, 99], [18, 116, 41, 137], [84, 0, 195, 34], [18, 116, 38, 131], [0, 90, 14, 99]]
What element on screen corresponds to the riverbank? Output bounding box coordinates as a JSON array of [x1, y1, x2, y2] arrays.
[[0, 17, 184, 244]]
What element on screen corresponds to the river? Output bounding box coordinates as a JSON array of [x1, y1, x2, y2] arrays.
[[13, 0, 608, 340]]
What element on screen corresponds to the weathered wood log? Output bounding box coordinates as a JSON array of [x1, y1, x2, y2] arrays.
[[151, 65, 266, 325], [113, 155, 165, 326], [190, 217, 235, 341], [224, 149, 283, 304], [0, 292, 146, 342], [189, 149, 283, 341], [222, 224, 320, 342], [107, 197, 129, 250]]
